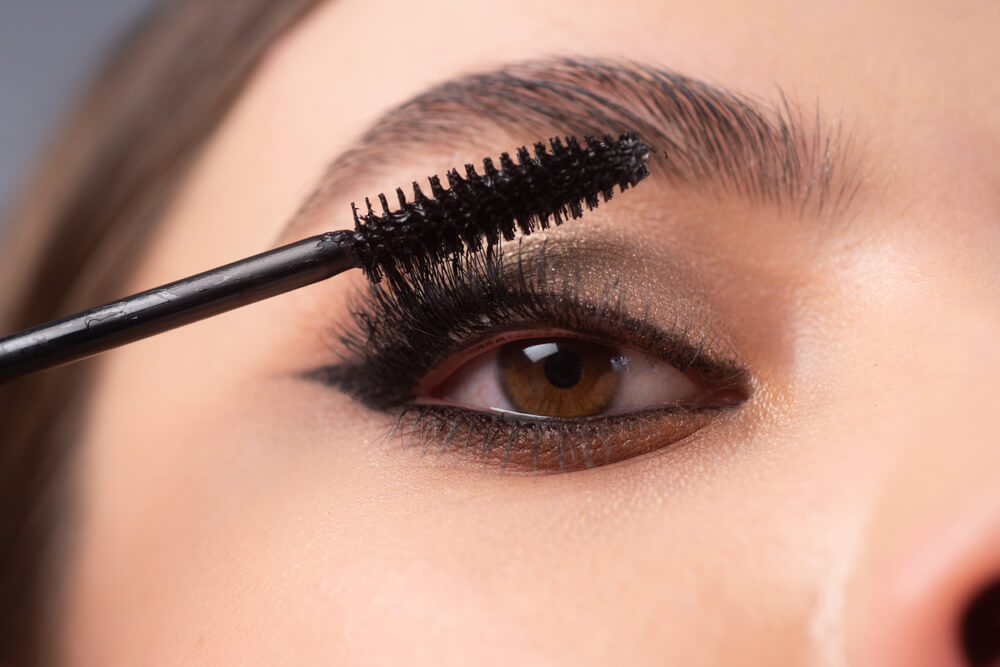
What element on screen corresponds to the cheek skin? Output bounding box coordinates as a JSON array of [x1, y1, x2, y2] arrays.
[[68, 369, 819, 665]]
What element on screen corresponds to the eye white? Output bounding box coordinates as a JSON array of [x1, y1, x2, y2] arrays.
[[429, 340, 705, 416]]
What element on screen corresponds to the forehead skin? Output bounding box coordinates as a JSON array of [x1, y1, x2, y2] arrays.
[[65, 1, 1000, 665]]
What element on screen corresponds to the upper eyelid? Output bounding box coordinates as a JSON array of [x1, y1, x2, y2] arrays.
[[306, 243, 747, 412]]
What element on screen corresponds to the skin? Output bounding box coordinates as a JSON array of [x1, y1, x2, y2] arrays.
[[62, 0, 1000, 664]]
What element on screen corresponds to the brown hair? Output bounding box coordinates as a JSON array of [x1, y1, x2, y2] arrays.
[[0, 1, 325, 661]]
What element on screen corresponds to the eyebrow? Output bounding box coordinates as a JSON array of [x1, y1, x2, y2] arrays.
[[287, 57, 868, 234]]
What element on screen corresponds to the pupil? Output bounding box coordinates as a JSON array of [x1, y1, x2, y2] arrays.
[[543, 348, 583, 389]]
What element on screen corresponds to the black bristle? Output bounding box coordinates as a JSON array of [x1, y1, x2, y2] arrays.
[[350, 132, 652, 283]]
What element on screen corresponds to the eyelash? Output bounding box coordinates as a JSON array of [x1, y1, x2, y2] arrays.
[[308, 243, 748, 471]]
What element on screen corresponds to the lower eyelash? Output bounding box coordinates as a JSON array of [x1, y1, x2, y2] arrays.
[[385, 403, 728, 474]]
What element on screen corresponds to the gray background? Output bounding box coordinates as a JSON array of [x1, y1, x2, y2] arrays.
[[1, 0, 161, 217]]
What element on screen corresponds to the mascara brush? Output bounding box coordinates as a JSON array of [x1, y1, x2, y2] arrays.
[[0, 133, 651, 384]]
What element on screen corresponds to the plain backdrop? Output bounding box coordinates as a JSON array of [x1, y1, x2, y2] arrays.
[[0, 0, 162, 221]]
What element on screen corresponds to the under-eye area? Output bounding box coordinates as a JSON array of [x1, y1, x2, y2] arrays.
[[306, 240, 750, 472]]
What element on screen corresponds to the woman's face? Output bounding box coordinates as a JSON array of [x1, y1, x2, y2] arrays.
[[63, 1, 1000, 664]]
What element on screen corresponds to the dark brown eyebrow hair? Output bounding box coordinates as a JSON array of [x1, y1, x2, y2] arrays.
[[289, 57, 868, 234]]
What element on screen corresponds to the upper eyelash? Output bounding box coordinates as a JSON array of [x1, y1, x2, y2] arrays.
[[306, 242, 747, 412]]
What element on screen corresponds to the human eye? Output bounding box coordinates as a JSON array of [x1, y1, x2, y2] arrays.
[[308, 243, 750, 473], [427, 336, 734, 418]]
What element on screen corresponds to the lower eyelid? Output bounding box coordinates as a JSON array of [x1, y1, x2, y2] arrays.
[[389, 404, 728, 474]]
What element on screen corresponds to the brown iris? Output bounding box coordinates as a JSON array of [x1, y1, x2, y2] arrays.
[[498, 339, 625, 417]]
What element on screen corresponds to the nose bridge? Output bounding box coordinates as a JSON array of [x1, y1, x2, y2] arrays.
[[840, 284, 1000, 667]]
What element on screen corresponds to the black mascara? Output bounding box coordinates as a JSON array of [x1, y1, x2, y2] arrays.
[[0, 133, 651, 383]]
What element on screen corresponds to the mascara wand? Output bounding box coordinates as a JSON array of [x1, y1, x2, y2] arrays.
[[0, 133, 651, 383]]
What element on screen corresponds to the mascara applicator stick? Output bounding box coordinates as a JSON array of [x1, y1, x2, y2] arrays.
[[0, 132, 651, 383], [0, 232, 359, 383]]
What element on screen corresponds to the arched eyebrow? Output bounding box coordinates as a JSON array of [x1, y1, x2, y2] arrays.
[[286, 57, 869, 235]]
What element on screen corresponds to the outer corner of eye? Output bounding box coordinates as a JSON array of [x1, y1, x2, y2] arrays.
[[421, 336, 734, 420]]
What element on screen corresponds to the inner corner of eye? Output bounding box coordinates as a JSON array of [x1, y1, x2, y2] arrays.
[[418, 335, 724, 420]]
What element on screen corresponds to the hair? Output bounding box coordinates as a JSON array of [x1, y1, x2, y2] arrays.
[[0, 1, 326, 662]]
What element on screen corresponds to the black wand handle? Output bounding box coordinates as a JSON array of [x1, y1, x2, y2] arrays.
[[0, 231, 358, 383]]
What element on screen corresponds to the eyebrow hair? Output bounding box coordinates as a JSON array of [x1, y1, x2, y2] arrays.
[[289, 57, 868, 233]]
